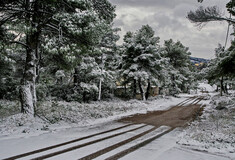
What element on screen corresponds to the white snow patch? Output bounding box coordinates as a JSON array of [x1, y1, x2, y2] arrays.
[[177, 93, 235, 159]]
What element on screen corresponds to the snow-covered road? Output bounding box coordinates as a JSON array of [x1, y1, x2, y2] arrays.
[[0, 122, 230, 160]]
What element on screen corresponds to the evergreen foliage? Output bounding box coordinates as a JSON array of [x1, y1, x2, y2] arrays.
[[161, 39, 194, 95], [0, 0, 116, 115], [120, 25, 163, 100]]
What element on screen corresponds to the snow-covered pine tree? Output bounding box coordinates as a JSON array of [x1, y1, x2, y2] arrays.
[[0, 0, 116, 116], [121, 25, 162, 100], [188, 0, 235, 94], [203, 44, 235, 96], [162, 39, 192, 95], [96, 26, 121, 100], [75, 56, 101, 102], [75, 25, 120, 102], [0, 26, 15, 99]]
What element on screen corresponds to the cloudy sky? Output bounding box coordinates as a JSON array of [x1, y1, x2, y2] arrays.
[[109, 0, 232, 59]]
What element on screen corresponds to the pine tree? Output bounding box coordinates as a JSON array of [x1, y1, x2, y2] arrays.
[[121, 25, 162, 100], [161, 39, 192, 95], [96, 26, 121, 100], [204, 44, 235, 95], [0, 0, 116, 116]]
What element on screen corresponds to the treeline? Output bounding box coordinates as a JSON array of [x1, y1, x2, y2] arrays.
[[0, 0, 196, 116]]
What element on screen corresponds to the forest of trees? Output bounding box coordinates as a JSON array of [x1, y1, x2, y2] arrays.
[[0, 0, 234, 117]]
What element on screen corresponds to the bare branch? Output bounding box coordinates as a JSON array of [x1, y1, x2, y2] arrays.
[[9, 41, 29, 49], [45, 23, 59, 31]]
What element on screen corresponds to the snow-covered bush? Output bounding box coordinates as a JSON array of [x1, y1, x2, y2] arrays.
[[35, 97, 173, 125], [210, 95, 235, 110], [35, 100, 139, 124], [36, 84, 50, 101], [49, 84, 83, 102]]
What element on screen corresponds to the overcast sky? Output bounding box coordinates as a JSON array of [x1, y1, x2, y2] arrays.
[[109, 0, 232, 59]]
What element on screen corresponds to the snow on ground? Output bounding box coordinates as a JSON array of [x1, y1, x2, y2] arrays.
[[197, 82, 216, 92], [0, 121, 140, 159], [180, 81, 216, 98], [0, 96, 184, 139], [177, 92, 235, 160], [121, 128, 231, 160]]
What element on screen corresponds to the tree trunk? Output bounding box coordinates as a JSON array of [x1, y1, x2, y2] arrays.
[[35, 48, 41, 83], [20, 40, 38, 115], [145, 79, 151, 100], [83, 91, 86, 103], [224, 83, 228, 94], [220, 76, 224, 96], [98, 78, 102, 101], [98, 54, 104, 101], [20, 83, 34, 115], [138, 79, 146, 101], [171, 75, 176, 96], [216, 85, 219, 92], [74, 67, 79, 85], [133, 79, 137, 99], [20, 0, 40, 116]]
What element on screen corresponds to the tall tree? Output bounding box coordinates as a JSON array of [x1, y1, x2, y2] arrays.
[[96, 26, 120, 100], [121, 25, 162, 100], [0, 0, 116, 116], [161, 39, 192, 95]]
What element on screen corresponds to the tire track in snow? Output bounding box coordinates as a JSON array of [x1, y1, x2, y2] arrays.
[[3, 123, 134, 160], [181, 96, 205, 106], [104, 127, 174, 160], [193, 96, 205, 105], [177, 97, 195, 106], [29, 124, 148, 160], [78, 126, 159, 160]]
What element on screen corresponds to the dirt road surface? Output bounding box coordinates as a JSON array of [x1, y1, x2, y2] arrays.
[[119, 104, 203, 128]]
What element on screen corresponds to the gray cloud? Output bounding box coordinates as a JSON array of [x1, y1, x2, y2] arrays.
[[111, 0, 227, 9], [110, 0, 231, 59], [111, 0, 195, 8]]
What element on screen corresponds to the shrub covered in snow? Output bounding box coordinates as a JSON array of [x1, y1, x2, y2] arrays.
[[210, 94, 235, 110], [35, 99, 149, 124]]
